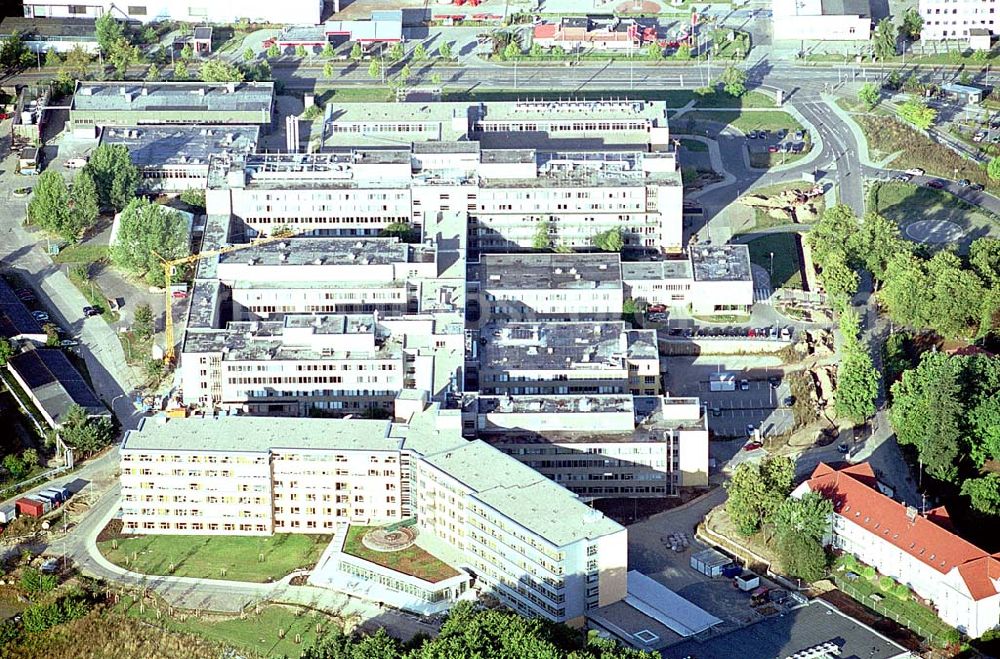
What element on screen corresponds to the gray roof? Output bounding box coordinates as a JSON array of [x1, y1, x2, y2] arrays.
[[123, 415, 400, 453], [0, 17, 98, 41], [621, 258, 693, 281], [98, 125, 258, 168], [216, 237, 425, 268], [690, 245, 752, 282], [0, 279, 45, 340], [72, 81, 274, 114], [7, 349, 106, 424], [480, 321, 642, 371], [820, 0, 871, 17], [661, 599, 908, 659], [420, 440, 624, 546], [473, 394, 635, 415], [480, 253, 622, 290]]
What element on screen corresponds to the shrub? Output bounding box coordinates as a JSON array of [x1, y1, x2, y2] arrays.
[[879, 575, 895, 592], [892, 583, 911, 600], [861, 566, 876, 580]]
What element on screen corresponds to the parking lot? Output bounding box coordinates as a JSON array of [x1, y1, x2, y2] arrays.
[[700, 378, 795, 439]]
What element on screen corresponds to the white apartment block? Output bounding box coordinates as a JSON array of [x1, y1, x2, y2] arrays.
[[623, 245, 755, 315], [795, 463, 1000, 638], [22, 0, 321, 24], [466, 394, 709, 497], [476, 253, 624, 321], [473, 322, 660, 398], [771, 0, 873, 41], [920, 0, 997, 42], [120, 404, 627, 625]]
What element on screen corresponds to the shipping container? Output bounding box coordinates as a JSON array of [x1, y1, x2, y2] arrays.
[[16, 497, 45, 517], [33, 492, 58, 508], [690, 548, 732, 577], [40, 488, 64, 504], [0, 504, 16, 524], [734, 571, 761, 591]]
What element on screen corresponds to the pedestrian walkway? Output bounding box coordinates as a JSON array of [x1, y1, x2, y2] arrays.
[[753, 287, 774, 304]]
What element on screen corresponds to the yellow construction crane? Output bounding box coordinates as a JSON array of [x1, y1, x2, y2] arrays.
[[157, 228, 300, 363]]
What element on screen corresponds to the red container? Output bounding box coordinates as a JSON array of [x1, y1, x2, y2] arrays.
[[15, 497, 44, 518]]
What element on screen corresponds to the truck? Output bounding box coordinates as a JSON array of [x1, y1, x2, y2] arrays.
[[0, 503, 16, 524], [16, 496, 47, 517], [709, 372, 736, 392]]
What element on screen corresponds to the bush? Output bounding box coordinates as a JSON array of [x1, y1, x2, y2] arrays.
[[879, 575, 895, 592], [892, 583, 911, 600], [861, 566, 876, 580], [20, 567, 57, 596], [178, 188, 205, 209]]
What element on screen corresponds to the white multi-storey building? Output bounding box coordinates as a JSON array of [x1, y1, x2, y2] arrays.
[[771, 0, 873, 41], [120, 403, 627, 626], [919, 0, 997, 43], [22, 0, 322, 25], [795, 463, 1000, 638], [474, 322, 660, 398]]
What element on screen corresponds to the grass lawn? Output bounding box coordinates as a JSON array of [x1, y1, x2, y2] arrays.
[[868, 181, 998, 253], [116, 599, 333, 658], [679, 109, 804, 134], [342, 525, 459, 583], [98, 532, 330, 582], [831, 567, 957, 648], [678, 138, 708, 152], [854, 114, 995, 193], [746, 233, 804, 290], [51, 244, 109, 265], [66, 266, 119, 324], [315, 86, 395, 104], [748, 147, 812, 169]]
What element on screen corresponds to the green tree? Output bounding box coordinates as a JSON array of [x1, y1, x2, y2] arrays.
[[0, 34, 33, 71], [180, 43, 194, 61], [133, 302, 154, 340], [675, 44, 692, 59], [502, 41, 521, 60], [430, 72, 442, 86], [145, 62, 161, 81], [592, 228, 624, 252], [925, 250, 987, 339], [776, 531, 828, 583], [323, 62, 334, 78], [398, 63, 412, 85], [836, 344, 879, 422], [21, 448, 38, 469], [243, 46, 255, 62], [858, 81, 880, 109], [0, 338, 14, 366], [851, 211, 907, 283], [172, 61, 190, 81], [380, 222, 417, 242], [108, 38, 140, 78], [880, 252, 931, 329], [368, 59, 381, 80], [645, 41, 663, 60], [725, 456, 795, 536], [970, 237, 1000, 285], [972, 49, 990, 63], [898, 98, 937, 131], [110, 197, 189, 285], [27, 171, 71, 238], [350, 42, 363, 61], [322, 43, 335, 58], [890, 352, 964, 482], [43, 323, 60, 347], [62, 44, 92, 79], [95, 13, 124, 54], [961, 474, 1000, 516], [987, 156, 1000, 182], [44, 49, 62, 68], [772, 492, 833, 541], [65, 168, 100, 241], [900, 8, 923, 40], [85, 143, 139, 211], [530, 42, 543, 57], [873, 17, 897, 60], [720, 65, 747, 97], [3, 454, 27, 480], [266, 43, 281, 59], [295, 45, 308, 58], [388, 41, 404, 63], [200, 59, 245, 82], [437, 41, 452, 59], [533, 220, 553, 250], [60, 405, 115, 456], [412, 43, 427, 62], [179, 188, 206, 209]]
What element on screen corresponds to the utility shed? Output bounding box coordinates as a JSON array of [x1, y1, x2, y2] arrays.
[[690, 547, 731, 577], [941, 83, 983, 105]]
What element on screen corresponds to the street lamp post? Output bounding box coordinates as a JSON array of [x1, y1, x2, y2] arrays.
[[769, 251, 774, 278]]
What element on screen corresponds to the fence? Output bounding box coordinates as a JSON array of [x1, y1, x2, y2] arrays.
[[834, 576, 955, 648]]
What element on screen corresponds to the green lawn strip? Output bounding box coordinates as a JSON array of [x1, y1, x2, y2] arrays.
[[314, 86, 395, 104], [678, 138, 708, 152], [746, 233, 804, 290], [831, 571, 956, 647], [51, 244, 110, 265], [66, 267, 120, 324], [748, 148, 812, 169], [116, 599, 330, 658], [342, 525, 459, 583], [868, 181, 997, 253], [679, 109, 804, 134], [98, 533, 330, 582]]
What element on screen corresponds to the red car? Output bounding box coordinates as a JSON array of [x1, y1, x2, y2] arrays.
[[743, 441, 763, 452], [767, 145, 779, 153], [647, 304, 667, 313], [926, 179, 945, 189]]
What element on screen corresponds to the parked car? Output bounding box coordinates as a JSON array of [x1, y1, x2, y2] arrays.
[[31, 311, 49, 321], [59, 339, 79, 347], [744, 440, 763, 452], [970, 182, 985, 191], [926, 179, 945, 189], [63, 158, 88, 169], [82, 306, 100, 317], [905, 168, 925, 176], [838, 442, 850, 454], [747, 130, 758, 139], [793, 130, 804, 141], [647, 304, 666, 313], [892, 173, 911, 182], [769, 377, 780, 388], [739, 379, 750, 391], [767, 145, 778, 153], [958, 179, 971, 187]]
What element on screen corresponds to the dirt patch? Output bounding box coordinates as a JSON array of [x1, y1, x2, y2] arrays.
[[616, 0, 662, 13], [97, 519, 126, 543], [819, 589, 924, 653], [593, 487, 714, 525]]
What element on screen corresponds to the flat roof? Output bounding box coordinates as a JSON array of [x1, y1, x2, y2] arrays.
[[72, 81, 274, 115], [480, 321, 641, 371], [216, 237, 426, 268], [621, 258, 693, 281], [0, 16, 98, 40], [0, 279, 45, 339], [690, 245, 752, 282], [661, 599, 909, 659], [625, 571, 723, 637], [123, 415, 400, 453], [7, 349, 105, 423], [421, 440, 624, 546], [99, 125, 259, 168], [480, 253, 622, 290], [474, 394, 635, 415]]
